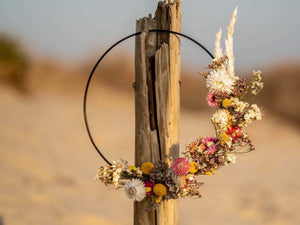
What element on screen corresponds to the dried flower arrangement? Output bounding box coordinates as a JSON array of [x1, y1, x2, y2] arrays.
[[95, 6, 263, 212]]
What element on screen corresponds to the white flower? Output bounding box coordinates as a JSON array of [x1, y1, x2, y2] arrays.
[[124, 179, 146, 202], [251, 104, 262, 120], [206, 69, 235, 94], [112, 172, 121, 186], [172, 174, 185, 188], [112, 159, 128, 171], [226, 154, 236, 164], [230, 97, 249, 113], [241, 104, 262, 127], [212, 109, 231, 133]]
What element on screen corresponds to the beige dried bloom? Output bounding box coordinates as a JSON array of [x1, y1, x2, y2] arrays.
[[214, 28, 223, 58], [212, 109, 231, 134], [225, 6, 238, 78], [250, 70, 264, 95], [206, 69, 235, 94], [230, 97, 249, 112], [226, 154, 237, 164], [242, 104, 262, 127]]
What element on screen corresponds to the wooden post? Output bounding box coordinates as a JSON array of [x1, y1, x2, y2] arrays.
[[134, 1, 181, 224]]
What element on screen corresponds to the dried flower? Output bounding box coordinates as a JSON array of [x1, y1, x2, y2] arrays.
[[242, 104, 262, 127], [141, 162, 154, 175], [230, 97, 249, 113], [226, 126, 242, 142], [222, 98, 232, 108], [226, 154, 237, 164], [201, 137, 218, 155], [218, 133, 229, 144], [172, 158, 190, 176], [113, 159, 128, 171], [95, 160, 128, 188], [206, 92, 218, 107], [212, 109, 231, 134], [206, 56, 228, 70], [153, 183, 167, 196], [144, 181, 155, 196], [205, 169, 216, 176], [225, 6, 238, 79], [128, 165, 137, 172], [233, 78, 248, 97], [214, 28, 223, 58], [124, 179, 146, 202], [206, 69, 235, 94], [172, 174, 185, 188], [189, 162, 198, 174], [250, 70, 263, 96], [155, 195, 163, 203]]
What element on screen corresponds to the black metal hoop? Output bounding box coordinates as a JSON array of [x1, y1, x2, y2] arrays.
[[83, 29, 214, 166]]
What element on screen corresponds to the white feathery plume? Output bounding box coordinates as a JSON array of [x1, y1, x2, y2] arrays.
[[225, 6, 238, 78], [214, 28, 223, 59]]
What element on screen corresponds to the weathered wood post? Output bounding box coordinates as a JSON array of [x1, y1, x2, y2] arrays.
[[134, 0, 181, 224]]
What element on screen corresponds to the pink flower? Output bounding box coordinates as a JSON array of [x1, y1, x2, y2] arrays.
[[201, 137, 216, 146], [206, 145, 217, 154], [172, 158, 190, 176], [202, 137, 217, 154], [144, 182, 155, 196], [206, 92, 218, 107]]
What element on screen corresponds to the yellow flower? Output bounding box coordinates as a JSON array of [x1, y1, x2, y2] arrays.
[[219, 133, 229, 144], [222, 98, 232, 108], [189, 162, 198, 174], [155, 195, 163, 203], [128, 165, 137, 172], [153, 183, 167, 196], [141, 162, 154, 175], [205, 169, 216, 176]]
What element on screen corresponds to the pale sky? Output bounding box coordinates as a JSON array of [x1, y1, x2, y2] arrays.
[[0, 0, 299, 69]]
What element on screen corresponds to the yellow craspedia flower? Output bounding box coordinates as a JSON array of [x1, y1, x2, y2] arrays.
[[222, 98, 232, 108], [155, 195, 163, 203], [141, 162, 154, 175], [128, 165, 137, 172], [219, 133, 229, 144], [153, 183, 167, 196], [189, 162, 198, 174]]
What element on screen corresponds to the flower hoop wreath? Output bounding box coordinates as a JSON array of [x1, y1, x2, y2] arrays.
[[84, 7, 263, 212]]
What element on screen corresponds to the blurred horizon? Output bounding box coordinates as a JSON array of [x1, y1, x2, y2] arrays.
[[1, 0, 300, 70]]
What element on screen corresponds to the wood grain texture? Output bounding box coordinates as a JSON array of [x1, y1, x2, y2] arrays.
[[134, 1, 181, 224]]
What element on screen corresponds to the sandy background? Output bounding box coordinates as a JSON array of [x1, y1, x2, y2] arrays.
[[1, 56, 300, 225], [1, 1, 300, 224]]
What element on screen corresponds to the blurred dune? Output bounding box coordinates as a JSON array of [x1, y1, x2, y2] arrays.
[[1, 50, 300, 225], [80, 54, 300, 126]]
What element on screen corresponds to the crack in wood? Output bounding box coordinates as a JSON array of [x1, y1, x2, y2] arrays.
[[147, 54, 162, 160], [146, 55, 156, 131]]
